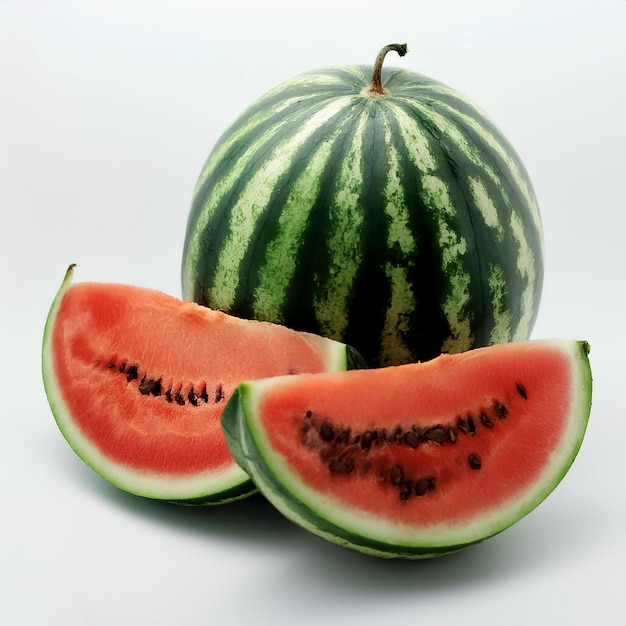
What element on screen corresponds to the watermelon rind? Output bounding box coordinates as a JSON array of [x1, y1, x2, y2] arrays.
[[221, 340, 592, 558]]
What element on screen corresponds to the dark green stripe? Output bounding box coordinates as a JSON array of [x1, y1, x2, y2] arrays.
[[187, 97, 350, 311]]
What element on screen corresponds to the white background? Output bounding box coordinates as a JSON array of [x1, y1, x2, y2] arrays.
[[2, 1, 625, 624]]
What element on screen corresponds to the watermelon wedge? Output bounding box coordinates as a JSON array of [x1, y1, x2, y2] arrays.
[[221, 339, 592, 557], [41, 265, 364, 504]]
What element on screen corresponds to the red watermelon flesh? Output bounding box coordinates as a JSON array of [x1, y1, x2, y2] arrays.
[[222, 339, 592, 556], [42, 265, 362, 504]]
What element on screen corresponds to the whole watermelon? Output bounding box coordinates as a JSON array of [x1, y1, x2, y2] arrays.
[[182, 44, 543, 367]]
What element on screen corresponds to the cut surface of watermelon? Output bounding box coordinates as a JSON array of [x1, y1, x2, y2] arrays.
[[42, 265, 363, 504], [222, 339, 592, 556]]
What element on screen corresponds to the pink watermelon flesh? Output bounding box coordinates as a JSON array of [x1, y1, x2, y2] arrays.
[[223, 339, 592, 556], [42, 265, 357, 503]]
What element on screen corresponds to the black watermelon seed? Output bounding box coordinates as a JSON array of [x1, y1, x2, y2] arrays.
[[424, 426, 448, 443], [319, 421, 335, 442], [415, 476, 435, 496], [305, 410, 312, 419], [480, 413, 494, 428], [467, 416, 476, 435], [415, 477, 430, 496], [361, 430, 374, 450], [390, 464, 404, 485], [138, 377, 153, 395], [174, 391, 185, 406], [468, 454, 482, 470], [399, 481, 413, 501], [125, 364, 139, 382], [404, 430, 420, 449], [119, 363, 127, 373], [457, 418, 469, 434], [151, 378, 162, 397], [199, 385, 209, 403], [494, 402, 508, 419], [136, 375, 162, 396], [165, 389, 173, 403], [215, 384, 224, 403], [516, 384, 528, 400]]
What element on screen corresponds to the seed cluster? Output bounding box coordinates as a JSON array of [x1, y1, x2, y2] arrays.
[[105, 359, 224, 407], [389, 463, 436, 502], [301, 383, 528, 503]]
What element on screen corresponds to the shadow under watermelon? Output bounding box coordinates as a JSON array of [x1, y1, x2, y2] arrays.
[[53, 432, 599, 582]]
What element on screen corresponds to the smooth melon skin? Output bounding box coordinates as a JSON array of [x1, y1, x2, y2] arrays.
[[221, 339, 592, 558], [41, 265, 365, 505], [182, 44, 544, 368]]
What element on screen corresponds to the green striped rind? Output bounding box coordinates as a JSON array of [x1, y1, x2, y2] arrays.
[[221, 340, 592, 558], [183, 64, 544, 367]]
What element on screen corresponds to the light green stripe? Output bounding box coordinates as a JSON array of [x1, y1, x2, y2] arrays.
[[331, 65, 368, 82], [255, 71, 347, 104], [379, 113, 417, 366], [432, 98, 543, 256], [401, 96, 508, 204], [209, 96, 353, 312], [395, 94, 540, 347], [468, 176, 505, 241], [184, 101, 302, 296], [422, 175, 473, 354], [185, 92, 336, 298], [396, 95, 522, 253], [488, 263, 512, 343], [509, 210, 537, 340], [313, 112, 368, 340], [398, 94, 542, 328], [192, 69, 354, 198], [391, 102, 473, 354], [252, 125, 345, 322], [380, 264, 416, 365], [387, 104, 437, 173], [193, 93, 324, 196]]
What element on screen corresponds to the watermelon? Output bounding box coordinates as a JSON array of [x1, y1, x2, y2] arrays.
[[41, 265, 364, 504], [221, 339, 592, 558], [182, 43, 544, 367]]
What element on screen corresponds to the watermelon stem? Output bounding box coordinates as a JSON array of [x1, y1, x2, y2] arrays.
[[362, 43, 408, 98]]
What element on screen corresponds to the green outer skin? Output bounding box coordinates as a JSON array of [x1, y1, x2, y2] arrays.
[[221, 341, 592, 558], [41, 265, 365, 506], [182, 62, 544, 367]]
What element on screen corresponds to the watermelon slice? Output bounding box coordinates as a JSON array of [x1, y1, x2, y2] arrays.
[[41, 265, 364, 504], [222, 340, 592, 557]]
